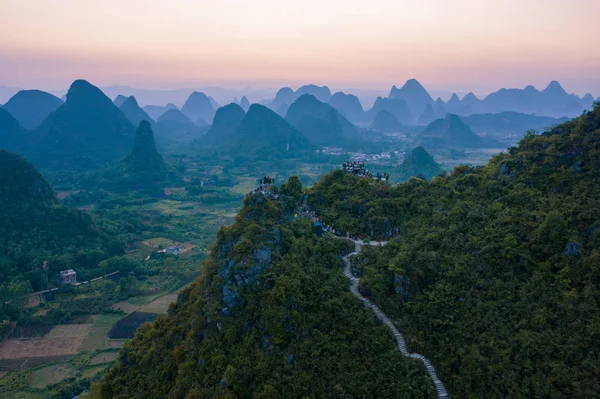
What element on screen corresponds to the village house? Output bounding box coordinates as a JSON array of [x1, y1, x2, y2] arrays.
[[60, 269, 77, 284], [165, 244, 186, 255]]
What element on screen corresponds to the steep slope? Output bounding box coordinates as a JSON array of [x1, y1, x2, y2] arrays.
[[121, 121, 164, 173], [181, 92, 216, 124], [113, 94, 128, 107], [416, 104, 437, 125], [461, 112, 567, 139], [420, 114, 483, 147], [268, 85, 332, 112], [328, 92, 364, 123], [394, 146, 442, 181], [119, 96, 156, 128], [202, 103, 246, 147], [461, 92, 481, 112], [307, 105, 600, 398], [480, 81, 583, 117], [226, 104, 314, 159], [158, 109, 194, 125], [88, 181, 435, 398], [367, 97, 413, 125], [296, 84, 332, 102], [143, 103, 178, 120], [0, 150, 123, 290], [239, 96, 250, 111], [434, 98, 446, 118], [155, 109, 205, 148], [388, 79, 434, 119], [0, 107, 27, 152], [2, 89, 63, 129], [34, 80, 135, 170], [285, 94, 357, 146], [370, 109, 402, 133]]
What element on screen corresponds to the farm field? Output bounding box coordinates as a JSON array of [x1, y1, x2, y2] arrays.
[[30, 364, 77, 389], [79, 313, 124, 352], [0, 324, 92, 360], [108, 312, 160, 339]]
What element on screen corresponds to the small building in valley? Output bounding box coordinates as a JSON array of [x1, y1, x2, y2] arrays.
[[165, 244, 186, 255], [60, 269, 77, 284]]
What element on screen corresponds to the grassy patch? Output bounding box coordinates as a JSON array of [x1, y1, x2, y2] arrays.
[[127, 293, 162, 306], [82, 365, 109, 378], [90, 351, 118, 365], [79, 313, 124, 351], [30, 363, 76, 389]]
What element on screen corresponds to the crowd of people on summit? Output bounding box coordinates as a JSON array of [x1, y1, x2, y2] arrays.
[[251, 176, 278, 198], [342, 161, 389, 182]]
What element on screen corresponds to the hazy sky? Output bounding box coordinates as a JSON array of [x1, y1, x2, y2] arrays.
[[1, 0, 599, 96]]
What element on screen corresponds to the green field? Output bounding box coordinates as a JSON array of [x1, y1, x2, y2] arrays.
[[30, 364, 77, 389], [79, 313, 124, 351]]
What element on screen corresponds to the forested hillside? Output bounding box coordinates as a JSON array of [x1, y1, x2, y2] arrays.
[[308, 105, 600, 397], [0, 150, 126, 292], [88, 187, 436, 398]]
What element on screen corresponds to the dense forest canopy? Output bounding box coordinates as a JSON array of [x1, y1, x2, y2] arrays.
[[0, 150, 127, 292], [88, 188, 436, 398], [307, 104, 600, 397]]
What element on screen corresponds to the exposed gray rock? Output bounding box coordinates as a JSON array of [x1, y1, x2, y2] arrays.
[[274, 226, 282, 244], [222, 282, 240, 314], [254, 247, 273, 264], [498, 162, 514, 178], [217, 239, 237, 260], [217, 260, 236, 279], [243, 263, 269, 286], [564, 242, 581, 257], [393, 273, 413, 301]]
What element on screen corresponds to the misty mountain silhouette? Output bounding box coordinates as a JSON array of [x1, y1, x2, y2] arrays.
[[34, 79, 135, 170], [367, 97, 413, 124], [113, 94, 128, 107], [225, 104, 313, 158], [239, 96, 250, 111], [370, 109, 402, 133], [202, 103, 246, 147], [3, 89, 63, 130], [181, 91, 216, 124], [120, 96, 156, 129], [143, 103, 179, 120], [420, 114, 483, 147], [328, 92, 364, 123], [417, 104, 437, 125], [395, 146, 442, 181], [286, 94, 357, 146], [122, 120, 165, 173], [0, 107, 27, 152], [389, 78, 434, 119]]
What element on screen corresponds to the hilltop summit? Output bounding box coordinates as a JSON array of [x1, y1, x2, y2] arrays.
[[2, 89, 63, 129], [394, 146, 442, 181], [181, 91, 216, 124], [34, 79, 135, 170], [389, 78, 434, 118], [122, 121, 164, 173]]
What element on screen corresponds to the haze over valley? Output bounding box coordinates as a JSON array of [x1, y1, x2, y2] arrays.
[[0, 1, 599, 398]]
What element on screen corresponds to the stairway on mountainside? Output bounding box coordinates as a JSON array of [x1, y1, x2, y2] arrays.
[[342, 239, 449, 398]]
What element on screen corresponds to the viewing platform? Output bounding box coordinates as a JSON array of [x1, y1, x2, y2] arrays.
[[342, 161, 389, 182]]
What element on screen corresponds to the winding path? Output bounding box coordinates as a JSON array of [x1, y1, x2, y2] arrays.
[[343, 239, 449, 398]]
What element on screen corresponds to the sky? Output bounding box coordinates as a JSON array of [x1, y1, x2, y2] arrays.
[[1, 0, 599, 96]]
